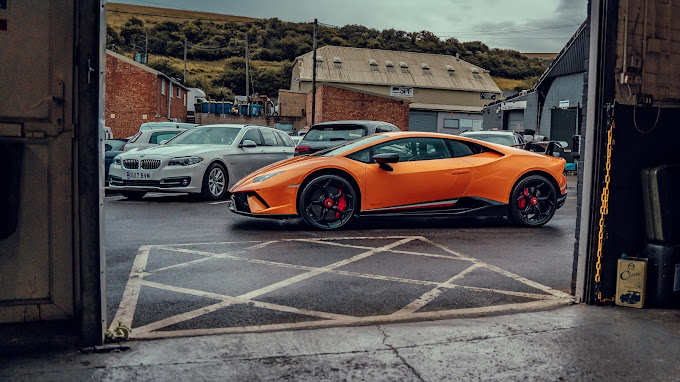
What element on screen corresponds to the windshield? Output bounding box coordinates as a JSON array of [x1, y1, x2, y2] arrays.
[[168, 126, 241, 145], [304, 125, 366, 142], [316, 134, 388, 157], [464, 134, 516, 146]]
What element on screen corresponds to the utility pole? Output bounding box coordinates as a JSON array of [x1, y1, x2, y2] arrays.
[[245, 34, 250, 100], [311, 18, 318, 125], [183, 39, 187, 83], [145, 30, 148, 63]]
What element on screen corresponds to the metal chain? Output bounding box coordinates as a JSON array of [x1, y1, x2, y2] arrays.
[[595, 118, 615, 303]]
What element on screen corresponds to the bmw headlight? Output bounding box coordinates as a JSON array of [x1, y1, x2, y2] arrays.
[[253, 171, 284, 183], [168, 156, 204, 166], [113, 156, 122, 165]]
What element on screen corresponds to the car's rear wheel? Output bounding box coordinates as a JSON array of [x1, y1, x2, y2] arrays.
[[120, 191, 146, 200], [508, 175, 557, 227], [299, 174, 356, 230], [201, 162, 228, 200]]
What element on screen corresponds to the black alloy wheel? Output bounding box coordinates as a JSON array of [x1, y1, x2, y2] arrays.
[[120, 191, 147, 200], [508, 175, 558, 227], [201, 162, 228, 200], [299, 174, 356, 229]]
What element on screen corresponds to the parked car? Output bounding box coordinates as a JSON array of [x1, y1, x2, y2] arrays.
[[273, 122, 295, 135], [294, 120, 400, 156], [460, 130, 526, 147], [109, 124, 296, 200], [139, 122, 198, 131], [104, 138, 128, 182], [230, 131, 567, 229], [122, 128, 189, 152]]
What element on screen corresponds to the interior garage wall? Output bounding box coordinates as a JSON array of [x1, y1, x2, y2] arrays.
[[539, 73, 585, 137], [595, 105, 680, 299]]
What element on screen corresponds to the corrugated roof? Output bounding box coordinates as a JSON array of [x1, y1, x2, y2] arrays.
[[534, 21, 588, 91], [294, 46, 500, 93]]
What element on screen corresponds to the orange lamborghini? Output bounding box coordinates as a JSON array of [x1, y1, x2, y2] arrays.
[[229, 132, 567, 229]]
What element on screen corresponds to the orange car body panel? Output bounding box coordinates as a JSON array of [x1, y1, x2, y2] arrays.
[[230, 132, 567, 216]]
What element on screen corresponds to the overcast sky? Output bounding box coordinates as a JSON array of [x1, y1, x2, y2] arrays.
[[116, 0, 588, 52]]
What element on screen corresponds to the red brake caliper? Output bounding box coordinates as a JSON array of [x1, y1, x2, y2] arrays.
[[518, 187, 529, 209], [335, 189, 346, 219]]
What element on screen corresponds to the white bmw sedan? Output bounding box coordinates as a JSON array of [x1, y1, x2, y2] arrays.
[[108, 124, 295, 200]]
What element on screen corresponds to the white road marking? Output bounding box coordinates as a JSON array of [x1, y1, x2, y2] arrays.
[[110, 245, 152, 329], [110, 236, 575, 339], [209, 200, 231, 205]]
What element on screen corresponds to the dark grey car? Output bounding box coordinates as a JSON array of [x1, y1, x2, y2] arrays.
[[294, 120, 400, 156]]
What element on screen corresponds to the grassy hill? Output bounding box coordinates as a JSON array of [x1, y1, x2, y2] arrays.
[[106, 3, 548, 98]]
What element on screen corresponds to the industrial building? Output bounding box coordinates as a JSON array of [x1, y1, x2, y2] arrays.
[[482, 21, 589, 164], [289, 46, 501, 133]]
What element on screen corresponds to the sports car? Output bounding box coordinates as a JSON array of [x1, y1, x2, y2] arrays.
[[229, 132, 567, 229]]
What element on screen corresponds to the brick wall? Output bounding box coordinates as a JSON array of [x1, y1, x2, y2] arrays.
[[306, 85, 409, 130], [278, 90, 306, 117], [105, 53, 188, 138], [195, 113, 307, 130]]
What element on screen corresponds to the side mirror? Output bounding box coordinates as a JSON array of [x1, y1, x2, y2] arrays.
[[159, 140, 169, 145], [239, 139, 257, 148], [373, 153, 400, 171]]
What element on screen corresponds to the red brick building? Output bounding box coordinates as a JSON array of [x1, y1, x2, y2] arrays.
[[306, 85, 410, 130], [105, 50, 189, 138]]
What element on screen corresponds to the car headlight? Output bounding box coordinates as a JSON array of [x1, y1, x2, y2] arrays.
[[113, 156, 121, 165], [253, 171, 284, 183], [168, 156, 204, 166]]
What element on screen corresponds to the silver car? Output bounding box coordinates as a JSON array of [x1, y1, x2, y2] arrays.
[[109, 124, 295, 200]]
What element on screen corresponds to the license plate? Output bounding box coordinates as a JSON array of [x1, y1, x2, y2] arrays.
[[126, 171, 153, 180]]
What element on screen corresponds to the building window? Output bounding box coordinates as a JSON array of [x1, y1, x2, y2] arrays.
[[183, 94, 187, 106], [161, 80, 165, 95], [472, 120, 483, 130], [443, 119, 459, 129], [176, 86, 180, 98], [460, 119, 473, 129]]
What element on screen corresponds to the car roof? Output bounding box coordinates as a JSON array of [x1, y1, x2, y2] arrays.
[[311, 120, 394, 127], [461, 130, 519, 136]]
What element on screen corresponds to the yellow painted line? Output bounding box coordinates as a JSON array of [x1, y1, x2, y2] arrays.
[[109, 245, 152, 330], [131, 298, 572, 340]]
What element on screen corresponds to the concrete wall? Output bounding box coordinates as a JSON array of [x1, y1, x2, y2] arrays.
[[306, 85, 410, 130], [195, 114, 307, 131], [437, 111, 483, 135], [105, 54, 187, 138], [539, 73, 585, 137], [278, 90, 306, 117]]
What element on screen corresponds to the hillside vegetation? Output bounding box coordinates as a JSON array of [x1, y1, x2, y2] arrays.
[[106, 3, 549, 98]]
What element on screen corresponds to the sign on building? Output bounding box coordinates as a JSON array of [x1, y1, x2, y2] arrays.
[[559, 100, 570, 109], [500, 101, 527, 110], [480, 92, 497, 100], [391, 86, 414, 98]]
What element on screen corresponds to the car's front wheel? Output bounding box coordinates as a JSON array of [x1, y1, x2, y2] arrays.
[[508, 175, 557, 227], [201, 162, 228, 200], [120, 191, 146, 200], [299, 174, 356, 229]]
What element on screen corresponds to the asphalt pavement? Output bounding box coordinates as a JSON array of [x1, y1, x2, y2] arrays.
[[103, 176, 578, 339]]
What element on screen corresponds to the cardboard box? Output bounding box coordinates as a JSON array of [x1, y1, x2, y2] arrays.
[[615, 258, 647, 308]]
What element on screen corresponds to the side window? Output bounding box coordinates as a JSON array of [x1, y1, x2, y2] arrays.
[[372, 138, 451, 162], [241, 128, 263, 145], [346, 148, 371, 163], [448, 139, 482, 157], [149, 131, 180, 144], [275, 131, 295, 147], [261, 129, 278, 146]]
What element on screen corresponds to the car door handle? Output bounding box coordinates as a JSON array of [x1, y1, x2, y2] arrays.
[[451, 169, 470, 175]]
